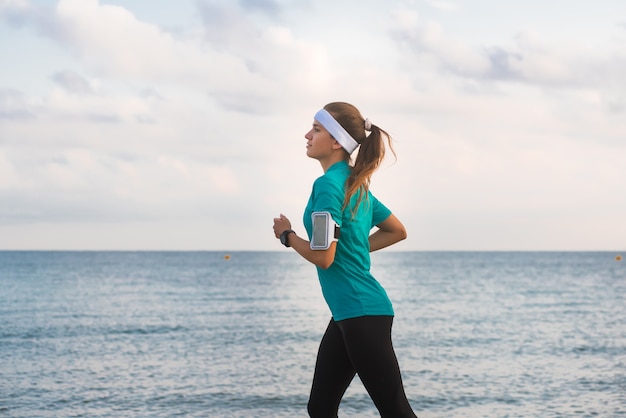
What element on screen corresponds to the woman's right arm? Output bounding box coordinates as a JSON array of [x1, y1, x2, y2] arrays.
[[369, 214, 407, 252]]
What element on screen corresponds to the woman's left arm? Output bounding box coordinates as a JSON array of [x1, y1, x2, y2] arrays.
[[273, 214, 337, 269], [289, 233, 337, 269], [369, 214, 407, 252]]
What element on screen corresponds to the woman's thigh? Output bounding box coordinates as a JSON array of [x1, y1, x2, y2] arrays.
[[307, 319, 356, 417], [337, 316, 417, 418]]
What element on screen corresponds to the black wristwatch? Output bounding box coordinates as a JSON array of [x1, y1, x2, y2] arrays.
[[280, 229, 295, 247]]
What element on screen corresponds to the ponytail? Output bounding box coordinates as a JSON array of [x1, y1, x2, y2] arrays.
[[323, 102, 396, 216]]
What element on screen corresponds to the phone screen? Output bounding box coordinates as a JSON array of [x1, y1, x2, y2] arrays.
[[312, 213, 328, 248]]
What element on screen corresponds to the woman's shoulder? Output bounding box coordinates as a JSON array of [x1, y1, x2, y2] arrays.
[[313, 173, 343, 194], [315, 166, 348, 188]]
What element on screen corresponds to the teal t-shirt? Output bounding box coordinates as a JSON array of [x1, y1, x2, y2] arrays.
[[303, 161, 394, 321]]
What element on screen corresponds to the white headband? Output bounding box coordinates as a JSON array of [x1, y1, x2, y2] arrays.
[[314, 109, 359, 154]]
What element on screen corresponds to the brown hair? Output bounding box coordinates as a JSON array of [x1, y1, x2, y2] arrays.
[[323, 102, 396, 215]]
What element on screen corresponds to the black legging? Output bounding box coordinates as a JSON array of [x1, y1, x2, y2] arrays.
[[307, 316, 418, 418]]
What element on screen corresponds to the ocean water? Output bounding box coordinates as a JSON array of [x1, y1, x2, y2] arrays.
[[0, 251, 624, 417]]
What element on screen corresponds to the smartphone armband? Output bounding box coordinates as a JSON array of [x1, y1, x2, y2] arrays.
[[310, 211, 340, 250]]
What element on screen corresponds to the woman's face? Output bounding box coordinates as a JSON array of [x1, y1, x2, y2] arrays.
[[305, 120, 337, 160]]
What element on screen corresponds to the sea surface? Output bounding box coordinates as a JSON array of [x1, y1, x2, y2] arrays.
[[1, 251, 624, 417]]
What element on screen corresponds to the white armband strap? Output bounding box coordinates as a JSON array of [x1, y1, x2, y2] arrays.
[[310, 211, 340, 250]]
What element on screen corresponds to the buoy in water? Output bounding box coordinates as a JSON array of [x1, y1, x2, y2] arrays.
[[224, 254, 231, 260], [616, 255, 622, 262]]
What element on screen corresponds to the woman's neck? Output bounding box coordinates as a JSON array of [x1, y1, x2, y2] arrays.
[[319, 154, 347, 173]]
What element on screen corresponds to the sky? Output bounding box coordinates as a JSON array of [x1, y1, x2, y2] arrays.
[[0, 0, 625, 251]]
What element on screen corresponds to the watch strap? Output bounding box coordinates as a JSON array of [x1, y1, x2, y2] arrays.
[[280, 229, 295, 247]]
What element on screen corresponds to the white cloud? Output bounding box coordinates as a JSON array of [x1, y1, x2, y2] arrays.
[[0, 88, 37, 118], [0, 151, 19, 188], [51, 70, 94, 94], [390, 12, 626, 94], [426, 0, 458, 13], [52, 0, 249, 84]]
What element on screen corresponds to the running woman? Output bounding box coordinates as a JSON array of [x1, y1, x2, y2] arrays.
[[273, 102, 418, 418]]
